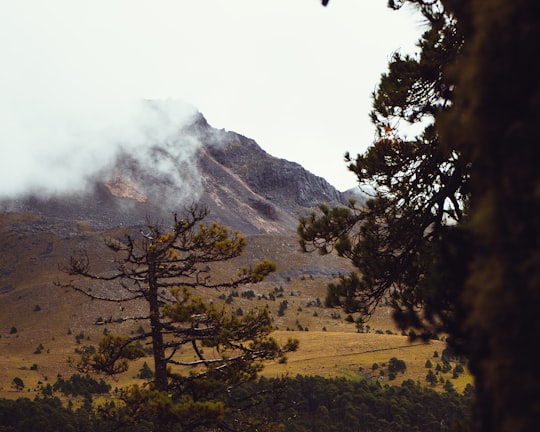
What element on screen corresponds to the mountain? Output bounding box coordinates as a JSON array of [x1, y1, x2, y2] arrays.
[[193, 114, 346, 234], [0, 112, 346, 236]]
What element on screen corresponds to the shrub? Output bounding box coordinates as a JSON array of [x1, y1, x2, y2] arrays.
[[11, 377, 24, 391], [53, 373, 111, 397], [278, 300, 288, 317], [241, 290, 256, 300], [444, 380, 456, 393], [388, 357, 407, 374], [138, 362, 154, 379], [426, 370, 438, 386]]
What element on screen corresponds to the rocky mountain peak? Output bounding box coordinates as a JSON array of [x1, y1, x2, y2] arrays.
[[1, 110, 347, 235], [191, 114, 346, 233]]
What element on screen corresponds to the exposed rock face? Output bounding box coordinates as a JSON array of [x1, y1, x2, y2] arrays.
[[191, 114, 346, 234], [104, 173, 148, 203], [197, 122, 343, 209], [1, 111, 346, 235]]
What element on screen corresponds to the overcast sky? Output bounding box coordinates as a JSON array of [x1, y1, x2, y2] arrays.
[[0, 1, 425, 197]]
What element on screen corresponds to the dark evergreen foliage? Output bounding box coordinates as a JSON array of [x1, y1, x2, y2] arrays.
[[309, 0, 540, 429], [0, 375, 473, 432], [298, 4, 471, 350], [52, 374, 111, 398], [0, 397, 104, 432]]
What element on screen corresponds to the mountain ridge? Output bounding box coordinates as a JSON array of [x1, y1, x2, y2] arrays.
[[0, 111, 349, 235]]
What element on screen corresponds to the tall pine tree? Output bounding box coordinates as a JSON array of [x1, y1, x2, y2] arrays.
[[315, 0, 540, 429], [62, 204, 297, 431], [302, 0, 470, 348]]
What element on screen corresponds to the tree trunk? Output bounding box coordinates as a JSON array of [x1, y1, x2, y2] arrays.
[[442, 1, 540, 429], [148, 265, 168, 392]]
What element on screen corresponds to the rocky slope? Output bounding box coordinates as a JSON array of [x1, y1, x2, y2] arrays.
[[1, 112, 346, 235]]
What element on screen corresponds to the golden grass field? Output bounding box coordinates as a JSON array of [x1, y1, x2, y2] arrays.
[[0, 318, 473, 400], [0, 220, 473, 400]]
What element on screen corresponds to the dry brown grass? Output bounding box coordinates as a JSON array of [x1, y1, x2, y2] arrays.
[[0, 219, 472, 399], [264, 331, 473, 392]]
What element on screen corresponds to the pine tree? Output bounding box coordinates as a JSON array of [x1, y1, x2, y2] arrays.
[[299, 0, 470, 348], [313, 0, 540, 429], [61, 204, 296, 430]]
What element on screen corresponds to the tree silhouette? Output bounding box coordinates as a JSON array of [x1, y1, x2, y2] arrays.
[[299, 0, 469, 347], [308, 0, 540, 429], [11, 377, 24, 391]]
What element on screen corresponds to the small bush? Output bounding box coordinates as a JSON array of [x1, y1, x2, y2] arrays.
[[278, 300, 288, 317], [388, 357, 407, 374], [11, 377, 24, 391], [241, 290, 256, 300], [137, 362, 154, 379]]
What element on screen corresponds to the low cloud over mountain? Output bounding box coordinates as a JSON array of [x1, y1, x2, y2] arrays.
[[1, 106, 350, 235]]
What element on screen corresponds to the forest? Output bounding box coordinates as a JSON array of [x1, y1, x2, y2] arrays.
[[0, 375, 473, 432]]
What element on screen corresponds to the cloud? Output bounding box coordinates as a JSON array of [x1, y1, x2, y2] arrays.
[[0, 92, 201, 200], [0, 3, 203, 201], [1, 1, 425, 196]]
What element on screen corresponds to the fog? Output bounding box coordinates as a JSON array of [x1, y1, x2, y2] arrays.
[[0, 94, 201, 199], [1, 1, 424, 196]]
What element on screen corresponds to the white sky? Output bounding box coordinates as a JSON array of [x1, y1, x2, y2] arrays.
[[0, 0, 425, 195]]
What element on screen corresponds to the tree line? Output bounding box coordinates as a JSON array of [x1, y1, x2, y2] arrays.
[[0, 375, 473, 432]]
